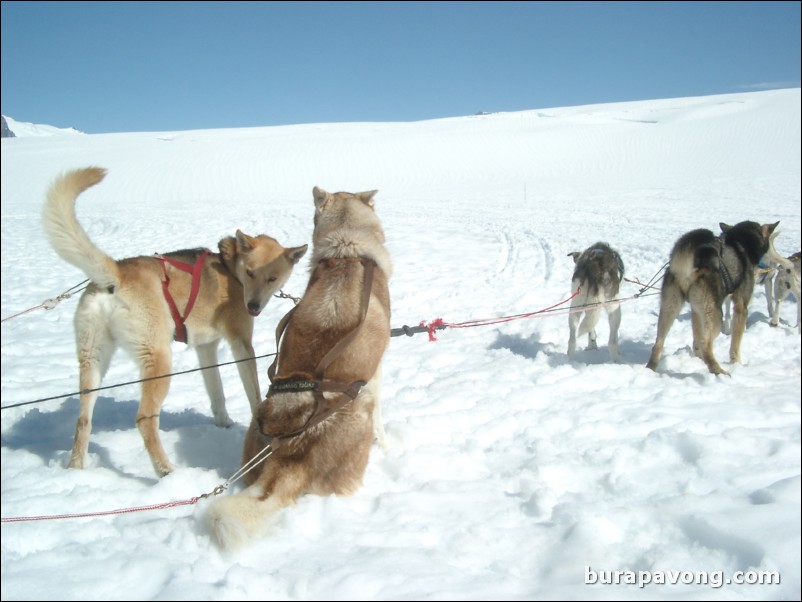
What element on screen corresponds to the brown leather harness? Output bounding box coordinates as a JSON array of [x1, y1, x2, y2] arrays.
[[265, 257, 376, 447], [156, 249, 212, 344]]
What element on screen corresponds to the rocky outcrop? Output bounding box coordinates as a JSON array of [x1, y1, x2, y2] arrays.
[[1, 115, 15, 138]]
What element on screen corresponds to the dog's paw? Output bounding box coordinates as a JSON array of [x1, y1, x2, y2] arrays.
[[212, 412, 234, 428]]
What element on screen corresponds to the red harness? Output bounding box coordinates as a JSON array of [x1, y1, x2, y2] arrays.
[[157, 250, 212, 344]]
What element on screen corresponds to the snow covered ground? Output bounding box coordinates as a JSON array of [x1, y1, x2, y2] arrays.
[[1, 88, 800, 601]]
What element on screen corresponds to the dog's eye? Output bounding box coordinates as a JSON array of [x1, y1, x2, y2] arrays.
[[268, 276, 277, 283], [246, 269, 254, 279]]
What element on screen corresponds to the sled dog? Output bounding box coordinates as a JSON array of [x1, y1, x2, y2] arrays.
[[567, 242, 624, 362], [207, 185, 392, 549], [42, 167, 307, 476], [770, 250, 801, 332], [646, 220, 778, 375], [722, 228, 790, 333]]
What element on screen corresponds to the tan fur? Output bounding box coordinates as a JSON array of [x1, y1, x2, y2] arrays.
[[207, 186, 392, 549], [42, 167, 307, 477]]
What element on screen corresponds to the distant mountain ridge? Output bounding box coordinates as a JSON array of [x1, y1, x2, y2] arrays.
[[1, 115, 84, 137], [1, 116, 14, 138]]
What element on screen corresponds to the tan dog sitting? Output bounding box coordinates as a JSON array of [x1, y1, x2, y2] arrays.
[[207, 185, 392, 549]]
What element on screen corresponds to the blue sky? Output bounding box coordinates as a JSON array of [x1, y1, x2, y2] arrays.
[[2, 1, 800, 134]]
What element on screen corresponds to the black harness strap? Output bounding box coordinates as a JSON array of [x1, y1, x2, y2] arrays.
[[716, 237, 737, 295]]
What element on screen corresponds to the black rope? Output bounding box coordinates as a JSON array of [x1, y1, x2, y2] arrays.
[[1, 353, 277, 410], [635, 262, 669, 297], [1, 272, 666, 409]]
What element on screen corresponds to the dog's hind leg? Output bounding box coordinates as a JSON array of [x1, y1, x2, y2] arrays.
[[646, 273, 684, 371], [722, 296, 732, 335], [690, 286, 727, 375], [586, 328, 598, 350], [606, 303, 622, 362], [691, 310, 704, 358], [764, 270, 775, 321], [365, 366, 388, 450], [770, 287, 783, 327], [728, 293, 749, 367], [70, 322, 115, 469], [196, 341, 233, 427], [577, 305, 601, 352], [136, 347, 175, 477], [567, 309, 581, 358]]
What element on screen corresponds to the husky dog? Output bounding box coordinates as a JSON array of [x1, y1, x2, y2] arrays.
[[722, 228, 788, 333], [770, 251, 801, 333], [567, 242, 625, 362], [42, 167, 307, 476], [207, 185, 392, 549], [646, 220, 779, 375]]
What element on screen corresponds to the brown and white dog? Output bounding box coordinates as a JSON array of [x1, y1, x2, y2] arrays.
[[207, 185, 392, 549], [42, 167, 307, 477], [646, 220, 778, 375]]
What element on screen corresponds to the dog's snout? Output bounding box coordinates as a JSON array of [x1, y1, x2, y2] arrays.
[[247, 301, 261, 316]]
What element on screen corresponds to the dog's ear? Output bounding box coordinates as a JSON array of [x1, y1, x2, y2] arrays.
[[358, 190, 378, 209], [218, 235, 237, 262], [286, 244, 308, 265], [567, 251, 581, 263], [719, 222, 733, 233], [764, 221, 780, 237], [235, 229, 257, 253], [313, 186, 328, 209]]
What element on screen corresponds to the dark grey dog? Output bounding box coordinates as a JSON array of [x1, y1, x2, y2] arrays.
[[567, 242, 625, 362]]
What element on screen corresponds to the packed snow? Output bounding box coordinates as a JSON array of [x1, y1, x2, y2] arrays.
[[1, 88, 800, 601]]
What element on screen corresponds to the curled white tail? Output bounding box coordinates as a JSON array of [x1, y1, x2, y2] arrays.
[[577, 306, 601, 337], [765, 230, 793, 269], [41, 167, 119, 289]]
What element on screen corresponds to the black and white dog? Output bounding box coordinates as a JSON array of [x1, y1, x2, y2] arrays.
[[723, 229, 799, 335], [567, 242, 625, 362]]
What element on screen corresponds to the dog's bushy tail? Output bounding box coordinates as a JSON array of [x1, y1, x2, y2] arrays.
[[42, 167, 119, 289], [694, 244, 720, 274], [206, 491, 285, 550], [577, 306, 601, 337]]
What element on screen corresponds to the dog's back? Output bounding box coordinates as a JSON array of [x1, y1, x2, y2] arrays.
[[571, 242, 624, 299]]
